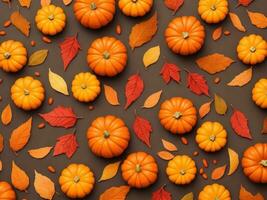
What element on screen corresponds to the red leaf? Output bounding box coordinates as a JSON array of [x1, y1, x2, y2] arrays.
[[152, 186, 172, 200], [230, 108, 252, 139], [59, 33, 81, 71], [53, 133, 78, 158], [160, 62, 181, 84], [186, 71, 209, 96], [133, 115, 152, 147], [237, 0, 254, 6], [39, 106, 78, 128], [124, 74, 144, 109], [164, 0, 184, 14]]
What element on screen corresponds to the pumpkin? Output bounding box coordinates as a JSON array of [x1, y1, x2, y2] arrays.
[[87, 115, 130, 158], [121, 152, 158, 188], [35, 4, 66, 35], [158, 97, 197, 135], [0, 181, 16, 200], [118, 0, 153, 17], [71, 72, 101, 103], [252, 79, 267, 109], [198, 0, 229, 24], [73, 0, 115, 29], [166, 155, 197, 185], [196, 121, 227, 152], [241, 143, 267, 183], [0, 40, 27, 73], [198, 184, 231, 200], [87, 36, 127, 77], [165, 16, 205, 55], [11, 76, 45, 111], [237, 34, 267, 65], [59, 163, 95, 199]]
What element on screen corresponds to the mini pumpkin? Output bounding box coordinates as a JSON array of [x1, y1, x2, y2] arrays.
[[158, 97, 197, 135], [0, 181, 16, 200], [11, 76, 45, 111], [87, 37, 127, 77], [166, 155, 197, 185], [87, 115, 130, 158], [196, 121, 227, 152], [165, 16, 205, 55], [118, 0, 153, 17], [35, 4, 66, 35], [198, 184, 231, 200], [0, 40, 27, 73], [237, 34, 267, 65], [73, 0, 115, 29], [198, 0, 229, 24], [71, 72, 101, 103], [252, 78, 267, 109], [242, 143, 267, 183], [121, 152, 158, 188], [59, 163, 95, 199]]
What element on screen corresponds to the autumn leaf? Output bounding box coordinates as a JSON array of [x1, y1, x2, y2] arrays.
[[199, 101, 212, 119], [160, 62, 181, 84], [261, 117, 267, 134], [124, 74, 144, 109], [104, 84, 120, 106], [227, 68, 252, 87], [0, 160, 2, 172], [228, 148, 239, 176], [152, 185, 172, 200], [99, 185, 130, 200], [0, 133, 3, 153], [53, 133, 78, 158], [59, 34, 81, 71], [143, 90, 162, 108], [230, 108, 252, 139], [18, 0, 31, 8], [247, 10, 267, 29], [229, 12, 246, 32], [196, 53, 234, 74], [10, 11, 30, 37], [28, 146, 53, 159], [212, 26, 222, 41], [186, 71, 209, 96], [39, 106, 78, 128], [157, 151, 175, 160], [129, 12, 158, 49], [211, 165, 226, 180], [143, 45, 160, 68], [28, 49, 48, 66], [9, 117, 32, 152], [11, 161, 29, 191], [1, 104, 12, 125], [239, 185, 264, 200], [181, 192, 194, 200], [34, 170, 55, 200], [48, 68, 69, 95], [237, 0, 254, 7], [41, 0, 51, 6], [162, 139, 177, 151], [164, 0, 184, 14], [133, 115, 152, 147], [214, 94, 227, 115], [99, 161, 121, 182], [63, 0, 72, 5]]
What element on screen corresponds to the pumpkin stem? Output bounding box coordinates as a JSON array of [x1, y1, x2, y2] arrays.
[[81, 83, 87, 89], [90, 2, 97, 10], [249, 46, 256, 53], [260, 160, 267, 167], [210, 5, 216, 11], [4, 52, 11, 59], [179, 169, 186, 175], [173, 111, 182, 119], [214, 197, 220, 200], [73, 176, 80, 183], [132, 0, 138, 2], [48, 14, 54, 20], [135, 164, 142, 173], [209, 135, 216, 142], [24, 89, 30, 96], [103, 51, 110, 59], [182, 32, 189, 39], [103, 130, 110, 138]]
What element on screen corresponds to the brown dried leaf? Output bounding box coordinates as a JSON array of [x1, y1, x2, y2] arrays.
[[11, 161, 30, 191], [18, 0, 31, 8], [34, 170, 55, 200], [1, 104, 12, 125], [99, 185, 130, 200], [228, 148, 239, 176], [261, 117, 267, 134], [0, 133, 3, 153], [157, 151, 175, 160], [211, 165, 226, 180], [212, 26, 222, 41], [63, 0, 72, 5], [28, 146, 53, 159], [227, 68, 252, 87], [104, 84, 120, 106], [40, 0, 51, 6], [161, 139, 177, 151], [143, 90, 162, 108], [10, 11, 30, 37], [99, 161, 121, 182], [214, 94, 227, 115], [247, 10, 267, 29], [199, 101, 212, 119], [229, 12, 246, 32]]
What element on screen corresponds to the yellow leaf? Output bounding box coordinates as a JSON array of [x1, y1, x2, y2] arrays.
[[247, 10, 267, 29], [28, 146, 53, 159], [18, 0, 31, 8], [48, 68, 69, 95], [143, 45, 160, 68], [28, 49, 48, 66], [0, 133, 3, 153], [11, 161, 29, 191], [1, 104, 12, 125], [199, 101, 212, 119], [41, 0, 51, 6], [157, 151, 174, 160], [228, 148, 239, 176], [63, 0, 72, 5], [99, 185, 130, 200], [211, 165, 226, 180], [9, 117, 32, 152], [161, 139, 177, 151], [99, 161, 121, 182], [229, 12, 246, 32], [10, 11, 30, 37], [143, 90, 162, 108], [227, 68, 252, 87], [181, 192, 194, 200], [214, 94, 227, 115], [104, 84, 120, 106], [34, 170, 55, 200]]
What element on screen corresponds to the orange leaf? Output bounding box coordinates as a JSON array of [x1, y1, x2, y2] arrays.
[[212, 26, 222, 41], [247, 10, 267, 29], [129, 12, 158, 49], [11, 161, 30, 191], [228, 148, 239, 176], [227, 68, 252, 87], [99, 161, 121, 182], [211, 165, 226, 180], [10, 11, 30, 37], [0, 160, 2, 172], [34, 170, 55, 200], [239, 185, 264, 200], [1, 104, 12, 125], [104, 84, 120, 106], [196, 53, 234, 74], [9, 117, 32, 152], [143, 90, 162, 108], [229, 12, 246, 32], [63, 0, 72, 5], [199, 101, 212, 119], [99, 185, 130, 200], [0, 133, 3, 153], [18, 0, 31, 8], [161, 139, 177, 151], [261, 117, 267, 134], [40, 0, 51, 6], [28, 146, 53, 159], [157, 151, 175, 160]]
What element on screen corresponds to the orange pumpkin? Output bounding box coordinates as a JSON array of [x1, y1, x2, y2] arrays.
[[198, 184, 231, 200], [158, 97, 197, 134], [252, 78, 267, 109], [165, 16, 205, 55], [0, 181, 16, 200], [121, 152, 158, 188], [242, 143, 267, 183], [118, 0, 153, 17], [73, 0, 115, 29], [87, 37, 127, 77], [87, 115, 130, 158]]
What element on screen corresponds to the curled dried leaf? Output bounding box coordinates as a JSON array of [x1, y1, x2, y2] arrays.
[[229, 12, 246, 32], [228, 148, 239, 176], [161, 139, 177, 151], [143, 90, 162, 108], [1, 104, 12, 125], [227, 68, 252, 87], [99, 161, 121, 182], [11, 161, 30, 191], [104, 84, 120, 106], [211, 165, 226, 180], [157, 151, 174, 160], [28, 146, 53, 159]]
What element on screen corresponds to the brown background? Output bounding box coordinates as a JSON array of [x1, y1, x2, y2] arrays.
[[0, 0, 267, 199]]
